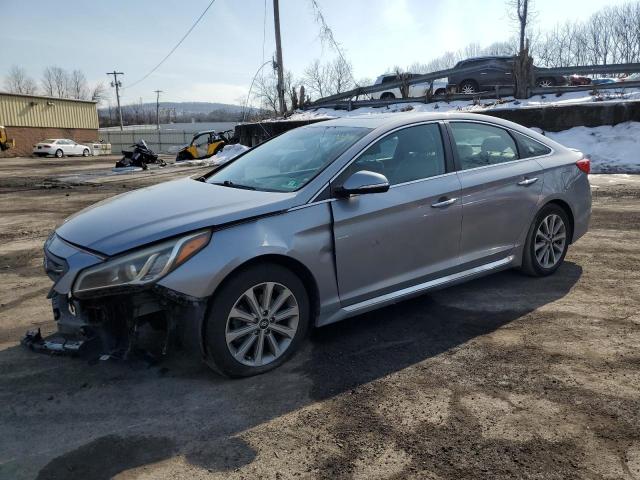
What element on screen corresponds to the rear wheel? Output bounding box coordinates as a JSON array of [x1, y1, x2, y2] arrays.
[[459, 80, 478, 94], [55, 149, 63, 158], [521, 204, 570, 276], [204, 263, 310, 377]]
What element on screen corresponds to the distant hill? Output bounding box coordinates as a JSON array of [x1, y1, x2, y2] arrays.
[[98, 101, 258, 114], [98, 101, 263, 127]]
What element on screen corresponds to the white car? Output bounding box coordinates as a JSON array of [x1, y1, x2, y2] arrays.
[[370, 73, 449, 100], [33, 139, 91, 158]]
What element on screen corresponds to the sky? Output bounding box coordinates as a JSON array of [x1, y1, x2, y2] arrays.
[[1, 0, 633, 107]]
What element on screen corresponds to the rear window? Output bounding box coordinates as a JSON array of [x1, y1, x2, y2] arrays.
[[43, 139, 57, 143], [450, 122, 518, 170], [512, 132, 552, 158]]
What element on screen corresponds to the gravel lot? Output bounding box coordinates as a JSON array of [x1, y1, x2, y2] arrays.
[[0, 156, 639, 480]]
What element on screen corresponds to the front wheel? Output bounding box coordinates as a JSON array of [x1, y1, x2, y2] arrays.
[[82, 148, 90, 157], [521, 205, 570, 276], [204, 263, 310, 377], [380, 92, 396, 100], [55, 149, 63, 158], [536, 77, 556, 88]]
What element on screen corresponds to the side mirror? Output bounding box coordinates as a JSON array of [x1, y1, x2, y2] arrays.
[[336, 170, 390, 197]]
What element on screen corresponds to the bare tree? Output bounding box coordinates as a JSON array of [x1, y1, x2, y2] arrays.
[[254, 69, 293, 115], [327, 57, 354, 95], [3, 65, 38, 95], [42, 66, 69, 98], [91, 82, 107, 104], [69, 70, 89, 100], [303, 59, 330, 98]]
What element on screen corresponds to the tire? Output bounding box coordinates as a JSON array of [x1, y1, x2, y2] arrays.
[[204, 263, 310, 377], [55, 149, 63, 158], [521, 204, 570, 277], [380, 92, 396, 100], [434, 88, 446, 96], [82, 148, 90, 157], [459, 80, 478, 94], [536, 77, 556, 88]]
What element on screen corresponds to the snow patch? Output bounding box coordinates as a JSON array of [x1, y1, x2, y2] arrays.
[[544, 122, 640, 173]]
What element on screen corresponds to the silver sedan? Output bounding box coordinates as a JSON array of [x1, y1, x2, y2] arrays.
[[34, 113, 591, 377]]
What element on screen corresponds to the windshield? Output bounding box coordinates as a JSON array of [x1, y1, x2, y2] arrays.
[[207, 126, 370, 192]]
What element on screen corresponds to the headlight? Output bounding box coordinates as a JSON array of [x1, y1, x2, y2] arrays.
[[73, 230, 211, 294]]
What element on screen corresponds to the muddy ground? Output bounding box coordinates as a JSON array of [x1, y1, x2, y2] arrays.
[[0, 156, 639, 480]]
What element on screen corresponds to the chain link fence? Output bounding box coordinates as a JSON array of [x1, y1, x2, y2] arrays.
[[98, 129, 196, 155]]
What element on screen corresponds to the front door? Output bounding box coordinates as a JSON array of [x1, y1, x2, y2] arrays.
[[447, 121, 544, 267], [331, 123, 462, 306]]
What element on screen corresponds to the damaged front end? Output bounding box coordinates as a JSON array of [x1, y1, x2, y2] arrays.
[[23, 231, 211, 363]]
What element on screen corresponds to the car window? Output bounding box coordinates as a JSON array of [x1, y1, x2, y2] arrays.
[[382, 75, 397, 84], [343, 124, 446, 186], [207, 126, 371, 192], [512, 132, 552, 158], [450, 122, 518, 170]]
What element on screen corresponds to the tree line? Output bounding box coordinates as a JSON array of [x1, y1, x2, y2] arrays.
[[3, 65, 106, 102], [253, 0, 640, 114]]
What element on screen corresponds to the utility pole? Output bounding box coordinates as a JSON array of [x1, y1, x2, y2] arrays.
[[272, 0, 286, 116], [154, 90, 163, 130], [106, 71, 124, 131]]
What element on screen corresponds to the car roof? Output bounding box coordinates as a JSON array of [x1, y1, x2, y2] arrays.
[[307, 112, 566, 150], [457, 56, 514, 64], [315, 112, 502, 129]]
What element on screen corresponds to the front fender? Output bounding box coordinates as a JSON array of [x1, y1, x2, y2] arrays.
[[157, 203, 340, 318]]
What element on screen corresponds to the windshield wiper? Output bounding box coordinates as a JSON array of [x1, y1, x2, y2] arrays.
[[210, 180, 256, 190]]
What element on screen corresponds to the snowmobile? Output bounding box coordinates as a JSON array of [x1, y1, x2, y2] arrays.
[[175, 129, 237, 162], [115, 140, 165, 170]]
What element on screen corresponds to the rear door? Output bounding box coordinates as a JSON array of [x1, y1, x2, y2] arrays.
[[330, 123, 462, 306], [447, 121, 544, 267]]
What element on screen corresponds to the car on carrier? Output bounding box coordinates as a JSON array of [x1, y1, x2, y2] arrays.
[[448, 56, 568, 94], [33, 138, 92, 158], [26, 112, 591, 378], [371, 73, 449, 100]]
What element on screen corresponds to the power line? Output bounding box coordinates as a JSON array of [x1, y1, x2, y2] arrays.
[[125, 0, 218, 89]]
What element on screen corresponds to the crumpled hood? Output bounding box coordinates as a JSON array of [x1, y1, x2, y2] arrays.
[[56, 178, 296, 256]]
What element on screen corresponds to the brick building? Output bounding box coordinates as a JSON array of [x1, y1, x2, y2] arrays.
[[0, 92, 98, 157]]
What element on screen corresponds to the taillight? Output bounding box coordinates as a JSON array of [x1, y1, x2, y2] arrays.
[[576, 158, 590, 174], [43, 145, 51, 148]]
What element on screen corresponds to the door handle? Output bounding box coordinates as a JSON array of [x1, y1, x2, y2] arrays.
[[431, 197, 457, 208], [517, 177, 538, 186]]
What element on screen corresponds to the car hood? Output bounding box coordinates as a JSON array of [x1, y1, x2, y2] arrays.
[[56, 178, 297, 256]]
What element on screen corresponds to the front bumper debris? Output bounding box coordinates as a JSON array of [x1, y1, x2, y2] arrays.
[[22, 328, 97, 356], [22, 285, 207, 364]]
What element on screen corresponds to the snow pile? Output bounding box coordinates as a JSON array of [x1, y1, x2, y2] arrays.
[[542, 122, 640, 173], [175, 144, 250, 167], [288, 88, 640, 121]]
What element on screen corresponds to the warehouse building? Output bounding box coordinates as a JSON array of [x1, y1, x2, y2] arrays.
[[0, 92, 98, 157]]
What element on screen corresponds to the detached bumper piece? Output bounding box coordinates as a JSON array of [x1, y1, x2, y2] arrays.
[[21, 328, 98, 356]]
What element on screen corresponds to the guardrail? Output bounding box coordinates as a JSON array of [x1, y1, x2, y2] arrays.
[[304, 79, 640, 111], [306, 62, 640, 108]]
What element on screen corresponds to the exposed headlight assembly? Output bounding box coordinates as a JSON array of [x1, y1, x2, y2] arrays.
[[73, 230, 211, 294]]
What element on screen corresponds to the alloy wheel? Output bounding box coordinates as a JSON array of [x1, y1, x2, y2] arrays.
[[538, 79, 553, 87], [461, 84, 476, 94], [534, 214, 566, 268], [225, 282, 299, 367]]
